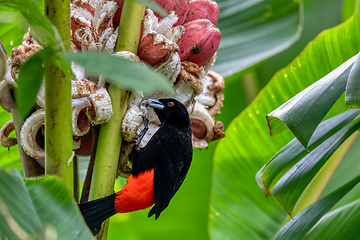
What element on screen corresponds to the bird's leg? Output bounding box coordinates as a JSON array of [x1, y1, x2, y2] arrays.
[[131, 115, 151, 176], [135, 115, 149, 146]]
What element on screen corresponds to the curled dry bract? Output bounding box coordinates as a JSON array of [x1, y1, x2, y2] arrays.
[[153, 52, 181, 86], [0, 120, 17, 147], [87, 87, 113, 125], [19, 109, 45, 166], [191, 70, 225, 148], [72, 78, 98, 98], [122, 90, 146, 142], [0, 80, 14, 112], [72, 98, 92, 136], [190, 103, 214, 148]]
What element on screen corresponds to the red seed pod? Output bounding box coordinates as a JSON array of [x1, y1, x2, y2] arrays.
[[184, 0, 219, 26], [138, 33, 174, 66], [152, 0, 190, 26], [178, 19, 221, 66]]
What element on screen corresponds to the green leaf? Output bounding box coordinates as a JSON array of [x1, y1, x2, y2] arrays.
[[0, 168, 94, 240], [304, 199, 360, 239], [213, 0, 303, 76], [62, 51, 172, 94], [346, 52, 360, 107], [342, 0, 356, 21], [14, 50, 45, 118], [320, 133, 360, 209], [257, 109, 360, 196], [276, 174, 360, 240], [210, 4, 360, 239], [271, 117, 360, 214], [255, 165, 268, 196], [267, 54, 356, 148], [25, 176, 94, 239], [0, 0, 63, 51], [0, 211, 21, 240], [0, 168, 43, 239]]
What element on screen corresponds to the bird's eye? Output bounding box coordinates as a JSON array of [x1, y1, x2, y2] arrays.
[[167, 102, 175, 107]]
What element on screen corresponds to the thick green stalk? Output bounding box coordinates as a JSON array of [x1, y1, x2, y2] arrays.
[[89, 89, 128, 198], [89, 0, 145, 238], [44, 0, 73, 192], [89, 88, 128, 239], [115, 0, 146, 52]]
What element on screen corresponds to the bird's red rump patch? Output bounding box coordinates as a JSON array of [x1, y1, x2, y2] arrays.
[[114, 169, 155, 213]]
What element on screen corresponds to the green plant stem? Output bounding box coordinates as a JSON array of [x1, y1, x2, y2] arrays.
[[89, 89, 128, 199], [89, 0, 145, 239], [44, 0, 73, 193], [293, 132, 359, 216], [115, 0, 146, 53], [89, 88, 128, 240]]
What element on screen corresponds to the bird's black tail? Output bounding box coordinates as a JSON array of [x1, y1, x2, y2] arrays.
[[78, 193, 117, 235]]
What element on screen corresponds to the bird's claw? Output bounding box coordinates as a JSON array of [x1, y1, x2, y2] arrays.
[[142, 115, 149, 127], [135, 114, 149, 146]]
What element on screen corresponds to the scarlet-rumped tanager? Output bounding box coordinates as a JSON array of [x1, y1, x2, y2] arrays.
[[79, 98, 193, 234]]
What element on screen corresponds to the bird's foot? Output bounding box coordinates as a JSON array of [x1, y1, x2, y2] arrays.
[[135, 115, 149, 146]]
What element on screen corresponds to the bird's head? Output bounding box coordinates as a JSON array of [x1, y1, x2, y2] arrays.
[[143, 98, 190, 125]]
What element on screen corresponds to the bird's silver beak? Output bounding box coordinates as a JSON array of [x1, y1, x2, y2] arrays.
[[142, 99, 164, 109]]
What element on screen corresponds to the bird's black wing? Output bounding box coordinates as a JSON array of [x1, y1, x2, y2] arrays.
[[148, 128, 192, 219]]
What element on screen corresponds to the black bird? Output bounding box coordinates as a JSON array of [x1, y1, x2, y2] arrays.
[[79, 98, 193, 234]]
